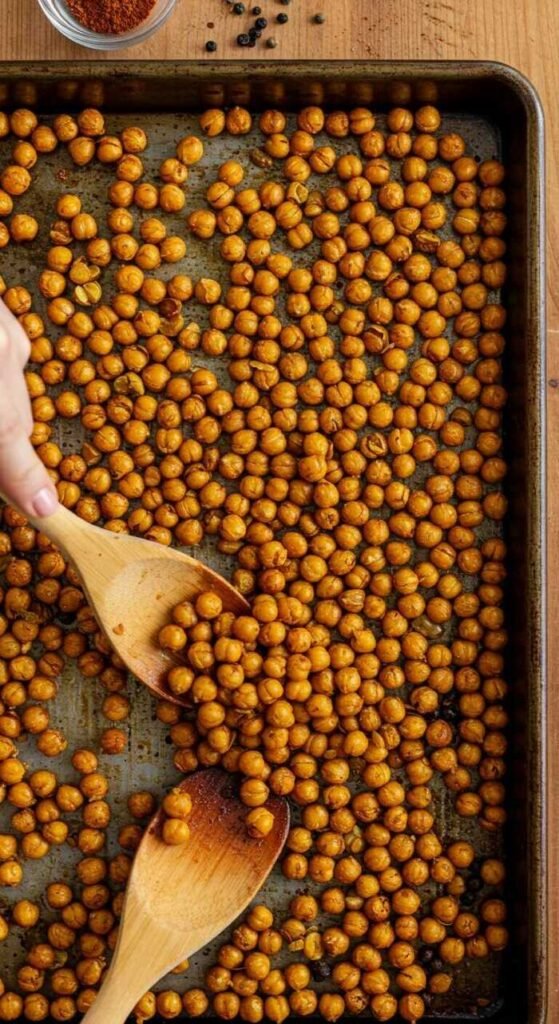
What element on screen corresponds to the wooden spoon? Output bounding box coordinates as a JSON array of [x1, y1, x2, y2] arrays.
[[81, 768, 289, 1024], [0, 497, 248, 704]]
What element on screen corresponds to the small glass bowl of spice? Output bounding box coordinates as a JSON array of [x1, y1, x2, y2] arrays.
[[37, 0, 177, 50]]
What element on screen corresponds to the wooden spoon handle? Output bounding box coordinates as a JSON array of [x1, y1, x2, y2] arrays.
[[80, 886, 186, 1024], [0, 491, 84, 561], [80, 961, 141, 1024], [29, 503, 91, 560]]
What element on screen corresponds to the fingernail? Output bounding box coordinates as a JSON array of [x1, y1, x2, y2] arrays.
[[32, 488, 58, 518]]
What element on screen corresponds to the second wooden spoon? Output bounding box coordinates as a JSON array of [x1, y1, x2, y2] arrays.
[[81, 768, 289, 1024]]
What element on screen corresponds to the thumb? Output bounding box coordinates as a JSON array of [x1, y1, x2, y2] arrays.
[[0, 386, 58, 519]]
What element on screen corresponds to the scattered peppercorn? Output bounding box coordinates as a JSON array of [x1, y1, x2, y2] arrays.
[[277, 11, 288, 21], [205, 39, 217, 51], [461, 892, 477, 908], [233, 2, 246, 12], [255, 16, 267, 27], [237, 32, 251, 44], [313, 11, 325, 22], [266, 35, 278, 46]]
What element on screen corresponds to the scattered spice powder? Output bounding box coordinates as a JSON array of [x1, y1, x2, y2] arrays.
[[66, 0, 157, 34]]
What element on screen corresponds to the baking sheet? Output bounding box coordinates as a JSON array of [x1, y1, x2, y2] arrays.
[[0, 61, 546, 1024]]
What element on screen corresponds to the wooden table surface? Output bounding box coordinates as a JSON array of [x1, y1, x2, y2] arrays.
[[2, 0, 557, 1018]]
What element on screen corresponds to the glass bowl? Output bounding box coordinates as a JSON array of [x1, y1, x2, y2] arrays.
[[36, 0, 177, 50]]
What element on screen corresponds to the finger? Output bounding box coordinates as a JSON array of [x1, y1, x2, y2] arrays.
[[0, 378, 58, 519], [0, 310, 34, 435], [0, 326, 33, 436], [0, 299, 31, 365], [9, 349, 34, 436]]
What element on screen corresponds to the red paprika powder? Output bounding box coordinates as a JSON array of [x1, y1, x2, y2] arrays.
[[66, 0, 157, 34]]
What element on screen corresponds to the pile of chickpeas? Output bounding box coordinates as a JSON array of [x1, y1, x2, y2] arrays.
[[0, 96, 509, 1021]]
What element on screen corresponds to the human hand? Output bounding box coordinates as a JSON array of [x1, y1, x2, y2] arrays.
[[0, 300, 58, 518]]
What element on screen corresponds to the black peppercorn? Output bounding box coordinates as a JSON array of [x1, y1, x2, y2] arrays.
[[205, 40, 217, 51], [237, 32, 251, 44], [313, 12, 325, 22], [248, 37, 256, 45], [57, 613, 76, 626], [311, 960, 331, 981], [277, 12, 288, 22], [255, 16, 267, 28], [233, 2, 246, 12], [461, 891, 477, 908], [252, 4, 261, 11]]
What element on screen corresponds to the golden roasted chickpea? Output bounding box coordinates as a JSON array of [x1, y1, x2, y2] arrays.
[[183, 988, 210, 1016], [7, 110, 36, 143], [162, 788, 192, 821], [99, 728, 126, 755], [244, 807, 274, 838], [12, 139, 38, 170], [67, 136, 95, 166], [51, 112, 77, 142], [222, 107, 251, 135], [161, 236, 187, 262], [96, 135, 123, 163], [162, 818, 190, 846], [199, 109, 226, 137], [9, 211, 40, 244], [12, 900, 40, 928], [77, 108, 105, 136], [175, 135, 203, 165], [153, 990, 181, 1019], [2, 165, 31, 195]]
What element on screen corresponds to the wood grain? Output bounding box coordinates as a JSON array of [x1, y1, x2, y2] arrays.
[[1, 0, 556, 1016]]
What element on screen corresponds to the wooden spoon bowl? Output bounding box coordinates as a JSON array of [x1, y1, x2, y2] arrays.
[[81, 768, 289, 1024], [3, 499, 248, 704]]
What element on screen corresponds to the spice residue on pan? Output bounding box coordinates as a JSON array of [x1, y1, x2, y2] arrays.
[[66, 0, 156, 34]]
